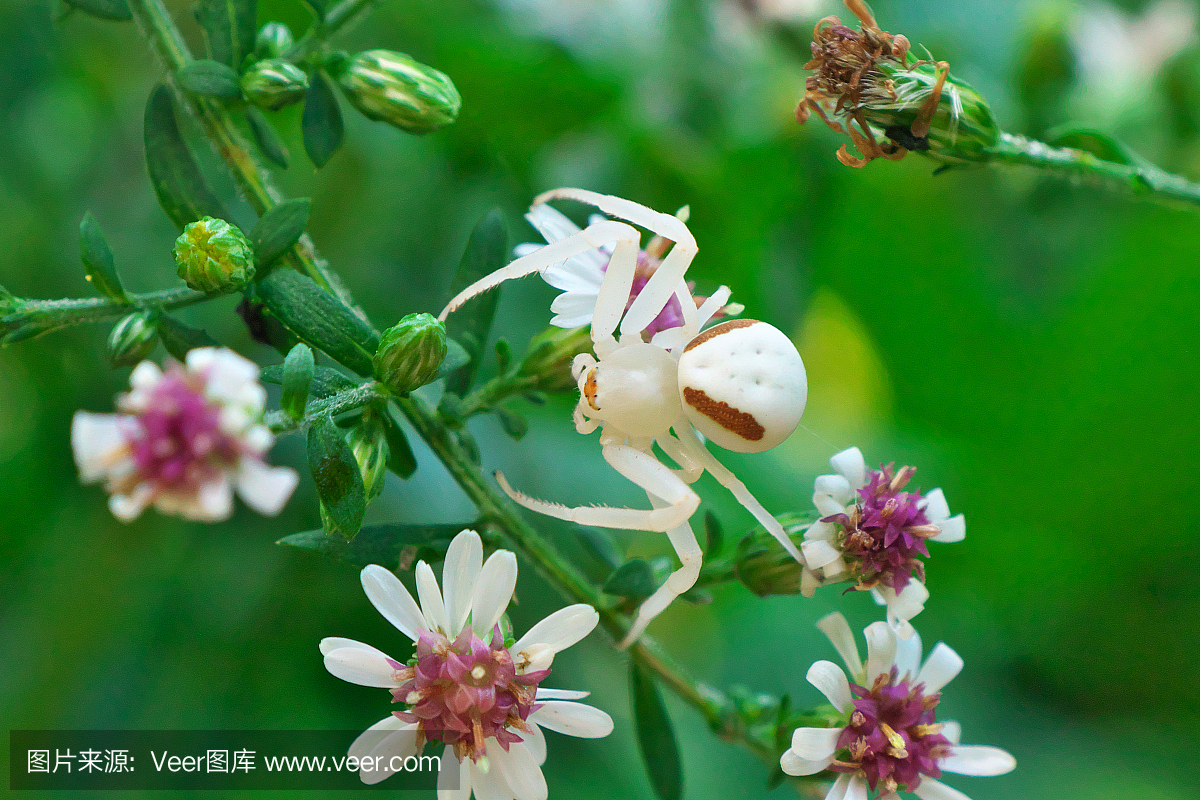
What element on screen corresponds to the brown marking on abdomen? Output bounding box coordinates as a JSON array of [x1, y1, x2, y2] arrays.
[[682, 387, 764, 441], [683, 318, 759, 353]]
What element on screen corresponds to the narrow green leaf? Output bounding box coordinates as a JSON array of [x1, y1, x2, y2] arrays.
[[381, 408, 418, 479], [278, 522, 468, 568], [246, 107, 290, 169], [495, 405, 527, 441], [631, 662, 684, 800], [436, 339, 470, 380], [307, 414, 365, 538], [1046, 125, 1153, 168], [79, 212, 126, 300], [261, 362, 357, 399], [250, 198, 311, 268], [704, 511, 723, 557], [603, 559, 657, 600], [281, 343, 315, 420], [495, 338, 513, 373], [302, 0, 327, 21], [576, 527, 623, 572], [193, 0, 257, 69], [302, 71, 343, 168], [63, 0, 131, 21], [257, 269, 379, 376], [158, 315, 219, 359], [144, 85, 229, 230], [444, 210, 508, 395], [178, 59, 242, 99]]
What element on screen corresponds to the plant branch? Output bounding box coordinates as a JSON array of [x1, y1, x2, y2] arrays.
[[283, 0, 384, 63], [266, 381, 387, 433], [2, 286, 211, 337]]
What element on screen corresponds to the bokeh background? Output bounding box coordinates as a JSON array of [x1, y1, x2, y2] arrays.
[[2, 0, 1199, 797]]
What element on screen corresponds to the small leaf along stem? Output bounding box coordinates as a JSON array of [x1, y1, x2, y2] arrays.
[[266, 381, 386, 434]]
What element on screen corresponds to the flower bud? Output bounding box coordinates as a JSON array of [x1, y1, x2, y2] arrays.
[[173, 217, 255, 293], [336, 50, 461, 134], [107, 311, 159, 367], [348, 416, 390, 502], [733, 513, 811, 597], [373, 313, 447, 395], [518, 325, 593, 393], [255, 22, 294, 59], [241, 58, 310, 111]]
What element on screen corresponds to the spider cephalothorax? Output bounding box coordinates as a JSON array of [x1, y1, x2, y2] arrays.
[[441, 188, 807, 645]]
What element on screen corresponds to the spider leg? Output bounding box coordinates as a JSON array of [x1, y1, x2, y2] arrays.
[[674, 426, 804, 564], [656, 430, 705, 484], [437, 219, 640, 321], [494, 444, 699, 532], [619, 505, 702, 648], [696, 285, 732, 328]]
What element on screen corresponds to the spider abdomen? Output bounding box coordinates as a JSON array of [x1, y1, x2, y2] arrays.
[[677, 319, 807, 453]]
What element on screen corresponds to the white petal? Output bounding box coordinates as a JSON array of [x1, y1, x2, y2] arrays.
[[800, 567, 822, 597], [512, 604, 598, 656], [129, 359, 164, 390], [816, 613, 863, 679], [70, 412, 130, 482], [361, 564, 428, 641], [830, 446, 866, 488], [349, 715, 408, 761], [814, 473, 854, 505], [842, 774, 869, 800], [470, 759, 513, 800], [534, 688, 590, 700], [893, 626, 924, 681], [324, 646, 403, 688], [826, 773, 855, 800], [360, 724, 420, 785], [438, 745, 470, 800], [912, 777, 973, 800], [319, 636, 385, 656], [788, 726, 841, 760], [491, 741, 547, 800], [920, 488, 951, 522], [416, 561, 451, 635], [523, 723, 547, 765], [548, 311, 595, 329], [917, 643, 964, 693], [513, 242, 542, 258], [879, 581, 929, 629], [779, 749, 830, 776], [941, 720, 962, 744], [864, 621, 898, 684], [443, 529, 483, 634], [806, 661, 852, 712], [549, 291, 598, 319], [940, 745, 1016, 776], [814, 494, 848, 518], [192, 477, 234, 521], [470, 550, 517, 636], [109, 484, 153, 522], [542, 258, 604, 293], [804, 519, 838, 542], [235, 458, 298, 515], [802, 539, 843, 570], [529, 701, 613, 738], [525, 203, 582, 244], [931, 514, 966, 543]]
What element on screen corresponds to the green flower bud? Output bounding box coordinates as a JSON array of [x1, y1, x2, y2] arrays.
[[518, 325, 593, 394], [336, 50, 461, 134], [374, 313, 448, 395], [255, 22, 294, 59], [241, 59, 310, 111], [733, 512, 811, 597], [348, 415, 390, 502], [107, 311, 159, 367], [173, 217, 255, 293]]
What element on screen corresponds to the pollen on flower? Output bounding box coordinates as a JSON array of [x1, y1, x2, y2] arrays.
[[391, 625, 550, 764]]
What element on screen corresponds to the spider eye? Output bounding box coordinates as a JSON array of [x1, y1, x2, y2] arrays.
[[677, 320, 807, 453]]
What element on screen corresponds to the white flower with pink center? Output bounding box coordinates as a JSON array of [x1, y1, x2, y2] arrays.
[[321, 529, 613, 796], [800, 447, 965, 636], [70, 347, 298, 522], [782, 613, 1015, 800]]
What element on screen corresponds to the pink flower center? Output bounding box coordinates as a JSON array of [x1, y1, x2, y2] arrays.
[[831, 669, 952, 794], [123, 369, 241, 491], [391, 626, 549, 763], [823, 464, 940, 592]]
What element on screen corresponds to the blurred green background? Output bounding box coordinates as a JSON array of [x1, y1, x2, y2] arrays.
[[2, 0, 1198, 797]]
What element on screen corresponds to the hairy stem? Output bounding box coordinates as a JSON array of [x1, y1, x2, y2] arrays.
[[267, 382, 387, 433], [4, 286, 211, 330]]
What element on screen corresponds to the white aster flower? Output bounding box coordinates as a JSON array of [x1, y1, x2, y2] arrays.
[[801, 447, 964, 636], [781, 613, 1015, 799], [70, 347, 298, 522], [321, 529, 614, 797]]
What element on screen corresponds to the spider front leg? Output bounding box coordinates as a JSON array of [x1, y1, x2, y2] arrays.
[[619, 507, 702, 648]]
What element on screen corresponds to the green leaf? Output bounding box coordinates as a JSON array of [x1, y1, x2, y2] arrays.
[[281, 343, 315, 420], [278, 522, 468, 568], [250, 198, 311, 268], [577, 527, 623, 573], [603, 559, 657, 600], [495, 405, 527, 440], [261, 362, 357, 399], [257, 269, 379, 376], [78, 212, 126, 300], [444, 210, 508, 395], [144, 85, 229, 231], [436, 339, 470, 380], [178, 60, 242, 99], [495, 338, 513, 373], [193, 0, 257, 69], [631, 662, 684, 800], [246, 107, 289, 169], [704, 511, 723, 557], [63, 0, 131, 21], [307, 414, 365, 538], [158, 315, 219, 359], [302, 0, 326, 21], [302, 71, 343, 168], [1046, 124, 1150, 168], [382, 407, 418, 479]]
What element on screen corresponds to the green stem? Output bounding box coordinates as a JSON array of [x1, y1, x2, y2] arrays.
[[4, 286, 211, 331], [267, 382, 386, 433], [988, 132, 1200, 209], [455, 372, 540, 418], [284, 0, 383, 63], [125, 0, 354, 307]]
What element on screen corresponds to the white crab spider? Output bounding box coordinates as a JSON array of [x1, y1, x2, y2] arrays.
[[439, 188, 808, 646]]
